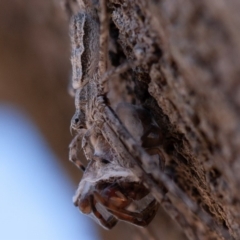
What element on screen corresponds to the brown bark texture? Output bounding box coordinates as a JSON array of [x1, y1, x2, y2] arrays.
[[1, 0, 240, 239]]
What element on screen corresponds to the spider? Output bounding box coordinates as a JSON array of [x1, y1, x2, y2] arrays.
[[68, 0, 165, 229], [70, 102, 165, 228]]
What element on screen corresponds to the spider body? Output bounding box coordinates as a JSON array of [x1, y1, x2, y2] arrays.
[[73, 155, 160, 229]]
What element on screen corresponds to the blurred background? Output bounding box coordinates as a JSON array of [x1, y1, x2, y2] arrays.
[[0, 1, 100, 239], [0, 105, 98, 240], [0, 1, 185, 239]]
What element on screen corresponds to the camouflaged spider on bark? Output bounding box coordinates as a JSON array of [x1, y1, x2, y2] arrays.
[[68, 0, 165, 229]]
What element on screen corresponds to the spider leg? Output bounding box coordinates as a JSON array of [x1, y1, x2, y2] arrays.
[[94, 191, 143, 223], [91, 195, 118, 229], [94, 191, 142, 218], [94, 191, 157, 226], [97, 0, 132, 95], [137, 198, 159, 225], [69, 126, 95, 171], [98, 0, 108, 76], [100, 62, 132, 93], [69, 130, 86, 171], [145, 147, 165, 172], [81, 127, 95, 160]]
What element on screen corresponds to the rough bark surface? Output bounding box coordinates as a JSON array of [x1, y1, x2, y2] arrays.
[[1, 0, 240, 239]]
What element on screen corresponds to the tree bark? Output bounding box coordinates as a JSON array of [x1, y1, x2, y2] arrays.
[[1, 0, 240, 239]]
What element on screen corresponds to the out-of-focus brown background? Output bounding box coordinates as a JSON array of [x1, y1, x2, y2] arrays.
[[0, 0, 76, 181]]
